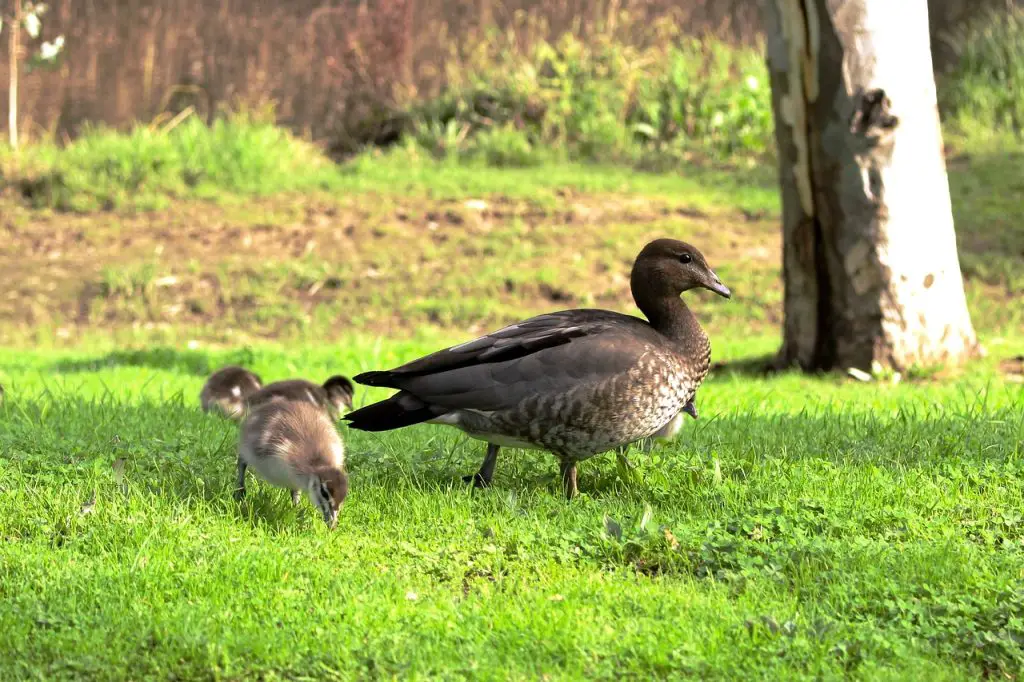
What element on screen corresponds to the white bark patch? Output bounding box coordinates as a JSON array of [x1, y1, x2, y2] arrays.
[[856, 0, 977, 365]]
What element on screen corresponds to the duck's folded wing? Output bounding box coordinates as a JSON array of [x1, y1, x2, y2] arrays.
[[355, 310, 640, 387], [377, 331, 655, 413]]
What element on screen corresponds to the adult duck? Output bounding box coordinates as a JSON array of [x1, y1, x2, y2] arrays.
[[344, 238, 730, 498]]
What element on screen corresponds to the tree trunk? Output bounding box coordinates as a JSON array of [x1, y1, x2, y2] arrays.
[[7, 0, 20, 149], [763, 0, 979, 373]]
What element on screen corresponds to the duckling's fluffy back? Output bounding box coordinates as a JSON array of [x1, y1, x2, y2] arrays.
[[240, 400, 345, 472], [201, 366, 263, 417]]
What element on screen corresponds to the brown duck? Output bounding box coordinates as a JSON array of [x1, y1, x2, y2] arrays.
[[344, 238, 730, 498]]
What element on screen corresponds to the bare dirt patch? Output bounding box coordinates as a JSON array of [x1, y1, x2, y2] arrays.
[[1, 192, 782, 344]]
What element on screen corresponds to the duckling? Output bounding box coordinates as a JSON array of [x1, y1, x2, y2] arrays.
[[200, 365, 263, 419], [245, 375, 355, 420], [235, 400, 349, 528]]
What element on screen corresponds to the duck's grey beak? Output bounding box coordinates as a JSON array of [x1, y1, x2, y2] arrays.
[[706, 271, 731, 299]]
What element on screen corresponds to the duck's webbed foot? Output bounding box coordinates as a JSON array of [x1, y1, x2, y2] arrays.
[[462, 443, 500, 488]]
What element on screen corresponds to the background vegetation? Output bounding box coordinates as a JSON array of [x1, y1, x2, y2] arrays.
[[1, 1, 1023, 679]]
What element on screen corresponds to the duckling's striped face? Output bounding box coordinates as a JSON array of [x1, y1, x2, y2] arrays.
[[214, 397, 246, 420], [310, 469, 348, 529]]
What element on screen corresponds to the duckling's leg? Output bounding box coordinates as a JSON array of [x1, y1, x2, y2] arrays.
[[462, 443, 500, 488], [560, 460, 578, 500], [233, 459, 247, 500], [290, 489, 300, 505]]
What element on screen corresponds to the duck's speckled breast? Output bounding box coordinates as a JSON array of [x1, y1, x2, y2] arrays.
[[485, 344, 705, 460]]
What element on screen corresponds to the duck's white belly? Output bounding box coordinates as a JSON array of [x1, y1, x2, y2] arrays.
[[240, 448, 300, 490], [428, 412, 546, 450]]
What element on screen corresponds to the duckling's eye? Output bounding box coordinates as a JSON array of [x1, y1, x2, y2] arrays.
[[679, 253, 693, 264]]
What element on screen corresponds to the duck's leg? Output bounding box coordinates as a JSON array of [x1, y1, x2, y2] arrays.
[[560, 460, 578, 500], [290, 489, 300, 505], [233, 459, 247, 500], [615, 444, 639, 484], [463, 443, 500, 488], [615, 444, 633, 468]]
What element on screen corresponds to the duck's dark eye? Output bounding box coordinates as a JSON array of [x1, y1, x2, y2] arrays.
[[679, 253, 692, 264]]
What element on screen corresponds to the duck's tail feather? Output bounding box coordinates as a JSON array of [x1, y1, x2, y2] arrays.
[[352, 370, 398, 387], [343, 391, 442, 432]]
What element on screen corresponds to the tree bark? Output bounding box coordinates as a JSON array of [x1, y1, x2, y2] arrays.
[[763, 0, 979, 373], [7, 0, 20, 149]]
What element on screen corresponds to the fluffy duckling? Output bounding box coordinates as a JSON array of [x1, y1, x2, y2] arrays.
[[245, 375, 354, 420], [235, 400, 349, 528], [200, 365, 263, 419]]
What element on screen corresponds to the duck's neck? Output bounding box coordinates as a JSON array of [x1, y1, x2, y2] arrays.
[[639, 294, 708, 356]]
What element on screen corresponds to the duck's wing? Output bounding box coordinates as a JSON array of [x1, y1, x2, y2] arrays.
[[353, 310, 661, 413], [357, 310, 645, 381]]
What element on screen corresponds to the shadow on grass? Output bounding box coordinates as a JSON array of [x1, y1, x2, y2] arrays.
[[708, 353, 779, 378], [6, 389, 1021, 509], [50, 347, 259, 376]]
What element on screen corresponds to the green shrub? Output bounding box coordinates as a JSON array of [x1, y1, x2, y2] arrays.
[[1, 110, 341, 211], [399, 16, 774, 166], [940, 6, 1024, 137]]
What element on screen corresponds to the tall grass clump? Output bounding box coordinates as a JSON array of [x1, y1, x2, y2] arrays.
[[0, 109, 341, 211], [395, 14, 773, 167], [940, 6, 1024, 140]]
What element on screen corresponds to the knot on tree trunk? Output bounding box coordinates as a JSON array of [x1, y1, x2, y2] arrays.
[[849, 88, 900, 139]]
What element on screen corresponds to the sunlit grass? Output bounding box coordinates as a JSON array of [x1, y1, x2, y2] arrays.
[[1, 337, 1022, 679]]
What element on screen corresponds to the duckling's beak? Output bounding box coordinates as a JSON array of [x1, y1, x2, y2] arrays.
[[705, 271, 732, 299]]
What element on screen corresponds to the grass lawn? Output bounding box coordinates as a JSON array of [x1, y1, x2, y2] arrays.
[[1, 147, 1023, 679]]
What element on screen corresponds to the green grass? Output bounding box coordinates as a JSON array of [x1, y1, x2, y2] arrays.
[[1, 23, 1023, 672], [1, 337, 1023, 680], [939, 6, 1024, 139], [0, 111, 342, 211]]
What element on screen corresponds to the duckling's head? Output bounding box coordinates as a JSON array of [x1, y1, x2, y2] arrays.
[[213, 397, 246, 420], [323, 375, 355, 412], [632, 238, 731, 300], [201, 366, 263, 419], [309, 467, 349, 529]]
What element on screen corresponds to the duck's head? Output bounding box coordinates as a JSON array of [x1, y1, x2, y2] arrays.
[[323, 375, 355, 412], [309, 466, 349, 530], [631, 238, 731, 299]]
